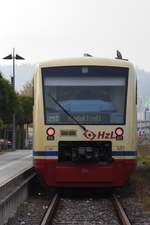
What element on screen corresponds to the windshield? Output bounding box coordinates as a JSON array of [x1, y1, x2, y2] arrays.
[[42, 66, 128, 125]]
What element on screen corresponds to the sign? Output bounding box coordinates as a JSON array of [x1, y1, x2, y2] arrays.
[[83, 128, 124, 141]]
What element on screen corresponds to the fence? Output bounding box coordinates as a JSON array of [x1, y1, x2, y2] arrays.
[[137, 121, 150, 144]]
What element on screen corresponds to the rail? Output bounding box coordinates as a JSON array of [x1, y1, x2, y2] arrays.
[[112, 194, 132, 225], [40, 193, 60, 225]]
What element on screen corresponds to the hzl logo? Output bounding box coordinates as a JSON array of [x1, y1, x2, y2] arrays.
[[83, 128, 124, 140]]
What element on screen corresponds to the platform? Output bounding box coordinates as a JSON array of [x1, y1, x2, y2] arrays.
[[0, 150, 32, 185]]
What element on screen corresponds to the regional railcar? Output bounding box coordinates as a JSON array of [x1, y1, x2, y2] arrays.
[[33, 56, 137, 187]]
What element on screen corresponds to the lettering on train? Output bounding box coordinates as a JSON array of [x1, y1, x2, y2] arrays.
[[83, 130, 123, 140]]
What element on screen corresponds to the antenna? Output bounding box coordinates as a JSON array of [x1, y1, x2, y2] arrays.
[[115, 50, 128, 61], [83, 53, 93, 57], [116, 50, 122, 59]]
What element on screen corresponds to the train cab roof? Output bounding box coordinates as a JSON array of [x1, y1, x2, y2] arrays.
[[38, 57, 134, 70]]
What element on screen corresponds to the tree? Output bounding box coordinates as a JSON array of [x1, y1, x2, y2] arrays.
[[0, 73, 17, 125], [20, 80, 33, 97], [16, 94, 33, 125], [16, 94, 33, 149], [0, 73, 17, 148], [0, 73, 34, 149]]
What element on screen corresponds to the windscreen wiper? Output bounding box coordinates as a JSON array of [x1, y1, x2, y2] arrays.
[[49, 94, 87, 132]]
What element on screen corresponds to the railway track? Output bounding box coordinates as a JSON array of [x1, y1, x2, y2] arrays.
[[40, 194, 59, 225], [112, 194, 131, 225], [40, 193, 132, 225]]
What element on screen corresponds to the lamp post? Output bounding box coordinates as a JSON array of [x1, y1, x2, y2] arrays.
[[3, 48, 25, 150], [145, 107, 149, 121]]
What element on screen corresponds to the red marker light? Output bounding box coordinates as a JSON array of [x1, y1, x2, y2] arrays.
[[115, 127, 124, 136], [47, 127, 55, 136]]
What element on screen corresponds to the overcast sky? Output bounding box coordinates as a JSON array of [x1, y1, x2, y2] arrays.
[[0, 0, 150, 70]]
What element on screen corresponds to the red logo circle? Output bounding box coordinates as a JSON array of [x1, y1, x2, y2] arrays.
[[47, 127, 55, 136], [115, 127, 124, 136], [83, 130, 96, 140]]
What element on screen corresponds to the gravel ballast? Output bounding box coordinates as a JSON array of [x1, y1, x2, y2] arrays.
[[52, 197, 120, 225], [5, 192, 51, 225]]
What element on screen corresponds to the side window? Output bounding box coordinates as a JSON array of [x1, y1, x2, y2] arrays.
[[33, 76, 35, 105], [136, 79, 137, 105]]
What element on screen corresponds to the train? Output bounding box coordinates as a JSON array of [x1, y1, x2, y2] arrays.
[[33, 55, 137, 187]]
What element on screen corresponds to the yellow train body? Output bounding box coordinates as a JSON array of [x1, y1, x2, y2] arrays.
[[33, 57, 137, 187]]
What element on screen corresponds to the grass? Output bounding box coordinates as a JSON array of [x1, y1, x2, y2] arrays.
[[0, 149, 13, 155], [143, 197, 150, 211], [0, 150, 7, 155], [131, 147, 150, 210], [138, 145, 150, 168], [138, 158, 150, 169], [117, 147, 150, 211]]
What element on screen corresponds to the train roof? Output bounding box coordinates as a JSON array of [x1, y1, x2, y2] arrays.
[[38, 57, 134, 69]]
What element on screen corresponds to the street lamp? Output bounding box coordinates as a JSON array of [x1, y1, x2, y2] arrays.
[[3, 48, 25, 150], [145, 107, 149, 121]]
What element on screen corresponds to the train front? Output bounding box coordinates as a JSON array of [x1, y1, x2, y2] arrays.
[[33, 58, 137, 187]]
